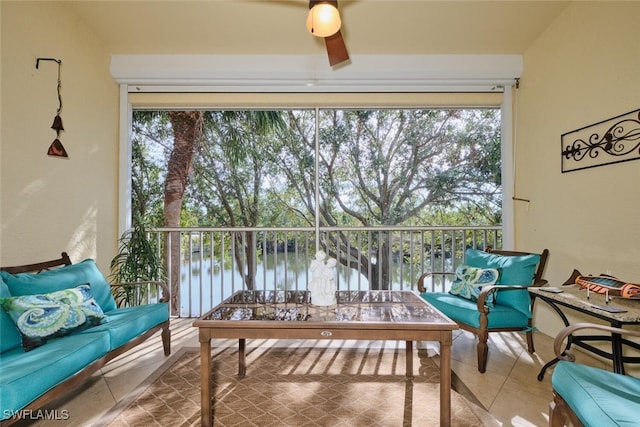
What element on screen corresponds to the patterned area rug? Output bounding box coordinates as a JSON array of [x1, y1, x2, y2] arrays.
[[97, 345, 497, 426]]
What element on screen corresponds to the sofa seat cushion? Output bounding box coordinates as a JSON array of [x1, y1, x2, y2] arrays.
[[0, 331, 110, 418], [78, 303, 168, 350], [0, 259, 117, 313], [552, 361, 640, 427], [421, 292, 529, 328]]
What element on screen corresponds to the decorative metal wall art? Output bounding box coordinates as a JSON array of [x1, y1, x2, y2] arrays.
[[561, 108, 640, 173], [36, 57, 68, 158]]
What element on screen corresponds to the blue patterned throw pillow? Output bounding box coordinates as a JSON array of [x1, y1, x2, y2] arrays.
[[0, 284, 106, 351], [449, 265, 500, 305]]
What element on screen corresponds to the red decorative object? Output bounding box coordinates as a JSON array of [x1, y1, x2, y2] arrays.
[[563, 269, 640, 299], [47, 138, 68, 158]]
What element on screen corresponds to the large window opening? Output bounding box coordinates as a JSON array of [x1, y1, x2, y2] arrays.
[[130, 105, 503, 316], [113, 53, 520, 316], [134, 108, 502, 227]]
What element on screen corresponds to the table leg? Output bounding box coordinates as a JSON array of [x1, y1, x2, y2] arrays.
[[238, 338, 246, 377], [612, 328, 625, 374], [535, 297, 571, 381], [405, 340, 413, 379], [440, 337, 452, 427], [200, 337, 212, 427]]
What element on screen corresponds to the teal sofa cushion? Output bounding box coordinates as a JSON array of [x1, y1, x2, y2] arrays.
[[78, 303, 168, 350], [0, 277, 22, 353], [0, 331, 110, 418], [0, 259, 117, 313], [0, 284, 106, 351], [552, 361, 640, 427], [421, 291, 529, 328], [465, 249, 540, 317]]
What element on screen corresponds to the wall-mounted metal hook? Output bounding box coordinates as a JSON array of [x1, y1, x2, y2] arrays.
[[36, 57, 62, 69]]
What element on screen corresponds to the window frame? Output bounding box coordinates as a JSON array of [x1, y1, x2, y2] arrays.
[[115, 54, 519, 247]]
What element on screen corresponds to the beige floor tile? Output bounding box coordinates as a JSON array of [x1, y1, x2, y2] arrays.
[[451, 358, 506, 410], [451, 329, 530, 377], [489, 351, 553, 426]]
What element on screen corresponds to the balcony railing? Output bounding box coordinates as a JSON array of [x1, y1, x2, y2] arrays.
[[150, 226, 502, 317]]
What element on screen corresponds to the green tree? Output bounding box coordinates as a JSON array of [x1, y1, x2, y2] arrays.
[[269, 109, 501, 289], [163, 111, 203, 313], [186, 111, 286, 290], [131, 112, 168, 226], [132, 107, 501, 293]]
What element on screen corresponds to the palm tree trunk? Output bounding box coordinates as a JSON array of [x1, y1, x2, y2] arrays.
[[165, 111, 202, 314]]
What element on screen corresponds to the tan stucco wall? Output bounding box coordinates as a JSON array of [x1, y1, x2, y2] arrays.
[[0, 1, 119, 271], [1, 1, 638, 335], [518, 2, 640, 336]]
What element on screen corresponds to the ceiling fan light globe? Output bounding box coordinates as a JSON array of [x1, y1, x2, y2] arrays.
[[306, 3, 341, 38]]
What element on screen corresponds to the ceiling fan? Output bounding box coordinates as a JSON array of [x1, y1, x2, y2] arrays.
[[306, 1, 350, 66]]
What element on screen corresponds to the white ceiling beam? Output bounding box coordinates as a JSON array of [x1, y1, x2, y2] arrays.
[[111, 54, 522, 93]]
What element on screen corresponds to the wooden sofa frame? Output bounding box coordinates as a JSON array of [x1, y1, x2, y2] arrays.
[[0, 252, 171, 426]]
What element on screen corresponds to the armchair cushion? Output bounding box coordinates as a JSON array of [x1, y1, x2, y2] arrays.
[[0, 259, 117, 313], [448, 265, 500, 305], [465, 248, 541, 316], [552, 360, 640, 426], [420, 292, 529, 328]]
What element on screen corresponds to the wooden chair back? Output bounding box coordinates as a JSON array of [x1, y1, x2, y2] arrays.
[[0, 252, 72, 274], [486, 247, 549, 287]]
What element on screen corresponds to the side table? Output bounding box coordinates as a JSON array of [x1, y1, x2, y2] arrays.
[[530, 285, 640, 380]]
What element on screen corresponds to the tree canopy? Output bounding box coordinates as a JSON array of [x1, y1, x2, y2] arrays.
[[131, 107, 501, 291]]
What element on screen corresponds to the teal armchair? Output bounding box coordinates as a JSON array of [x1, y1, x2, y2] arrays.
[[418, 248, 549, 373], [550, 323, 640, 427]]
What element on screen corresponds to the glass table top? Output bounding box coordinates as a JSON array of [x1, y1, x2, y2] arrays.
[[199, 290, 452, 324]]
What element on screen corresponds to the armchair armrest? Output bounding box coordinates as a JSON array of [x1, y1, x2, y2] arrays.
[[475, 284, 527, 312], [110, 280, 169, 305], [553, 322, 640, 361], [417, 272, 454, 293], [475, 279, 547, 312]]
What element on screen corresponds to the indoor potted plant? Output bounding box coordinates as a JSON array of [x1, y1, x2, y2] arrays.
[[109, 222, 167, 307]]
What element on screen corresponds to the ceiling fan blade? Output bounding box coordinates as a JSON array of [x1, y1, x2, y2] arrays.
[[325, 30, 349, 66]]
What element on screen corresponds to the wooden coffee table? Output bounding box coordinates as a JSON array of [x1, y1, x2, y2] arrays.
[[193, 290, 457, 426]]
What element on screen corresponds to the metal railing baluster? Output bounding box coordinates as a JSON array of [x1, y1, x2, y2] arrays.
[[149, 226, 502, 316]]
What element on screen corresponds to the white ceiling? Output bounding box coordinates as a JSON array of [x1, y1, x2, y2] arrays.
[[65, 1, 570, 56]]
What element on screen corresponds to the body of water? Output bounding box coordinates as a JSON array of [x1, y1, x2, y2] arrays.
[[178, 253, 453, 317]]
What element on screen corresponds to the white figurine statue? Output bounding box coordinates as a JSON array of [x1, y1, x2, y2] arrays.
[[308, 250, 337, 306]]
